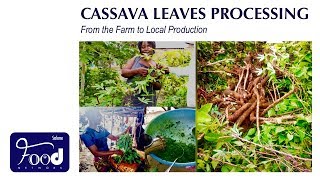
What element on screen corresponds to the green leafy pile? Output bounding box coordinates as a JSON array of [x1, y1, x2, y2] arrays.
[[115, 134, 141, 164], [153, 137, 195, 163]]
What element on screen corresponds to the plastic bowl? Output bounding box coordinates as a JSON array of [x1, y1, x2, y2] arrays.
[[145, 108, 196, 167]]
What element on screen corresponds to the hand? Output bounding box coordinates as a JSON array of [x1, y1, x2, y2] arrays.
[[135, 67, 148, 76], [125, 127, 132, 134], [113, 150, 123, 156], [132, 141, 137, 148], [156, 64, 163, 69], [156, 64, 169, 74]]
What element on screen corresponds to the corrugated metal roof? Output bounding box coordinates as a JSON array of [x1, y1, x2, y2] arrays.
[[155, 41, 194, 49]]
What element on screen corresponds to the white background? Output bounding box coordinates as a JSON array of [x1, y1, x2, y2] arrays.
[[0, 0, 318, 179]]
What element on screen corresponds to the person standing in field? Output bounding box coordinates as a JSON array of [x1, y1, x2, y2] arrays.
[[121, 41, 169, 107]]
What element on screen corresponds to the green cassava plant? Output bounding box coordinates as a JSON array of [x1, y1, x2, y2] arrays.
[[196, 41, 312, 172], [114, 134, 141, 164], [80, 41, 189, 107]]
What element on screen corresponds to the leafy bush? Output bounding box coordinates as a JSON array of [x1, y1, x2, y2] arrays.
[[79, 42, 138, 106], [197, 103, 312, 172], [157, 74, 188, 107], [154, 50, 191, 67]]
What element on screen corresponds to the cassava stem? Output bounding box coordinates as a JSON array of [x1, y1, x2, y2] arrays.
[[261, 88, 296, 116]]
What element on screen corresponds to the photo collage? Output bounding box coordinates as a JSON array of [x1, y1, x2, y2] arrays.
[[79, 41, 312, 172]]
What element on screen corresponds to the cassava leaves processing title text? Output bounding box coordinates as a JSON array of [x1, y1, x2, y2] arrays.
[[81, 7, 309, 20]]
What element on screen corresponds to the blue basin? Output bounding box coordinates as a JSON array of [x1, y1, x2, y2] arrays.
[[145, 108, 196, 167]]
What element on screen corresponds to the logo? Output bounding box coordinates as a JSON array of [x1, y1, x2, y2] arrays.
[[10, 132, 69, 172]]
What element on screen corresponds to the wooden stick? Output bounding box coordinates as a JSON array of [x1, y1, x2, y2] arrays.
[[206, 59, 234, 66], [252, 114, 300, 123], [253, 87, 261, 140], [272, 82, 277, 100], [261, 88, 295, 116], [224, 68, 239, 75], [235, 68, 245, 92], [198, 70, 232, 76], [276, 86, 281, 101], [234, 135, 312, 161], [261, 121, 296, 125], [267, 89, 275, 102], [273, 108, 303, 116], [243, 64, 250, 89]]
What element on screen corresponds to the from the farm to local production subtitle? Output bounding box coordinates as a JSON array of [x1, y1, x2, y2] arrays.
[[81, 25, 207, 34]]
